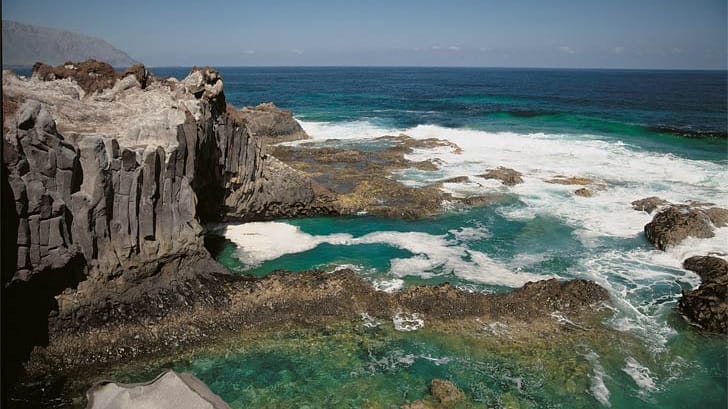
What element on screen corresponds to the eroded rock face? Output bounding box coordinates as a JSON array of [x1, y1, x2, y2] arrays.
[[1, 62, 333, 375], [644, 205, 727, 250], [679, 256, 728, 333], [5, 101, 81, 280], [631, 196, 669, 214], [236, 102, 309, 143]]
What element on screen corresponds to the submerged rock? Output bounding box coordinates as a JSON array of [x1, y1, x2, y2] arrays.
[[574, 187, 594, 197], [86, 370, 231, 409], [545, 175, 595, 185], [679, 256, 728, 334], [480, 166, 524, 186], [644, 205, 727, 250], [430, 379, 465, 404], [401, 379, 465, 408]]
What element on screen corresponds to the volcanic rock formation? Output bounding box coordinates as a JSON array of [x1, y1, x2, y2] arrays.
[[1, 61, 335, 379], [679, 256, 728, 333]]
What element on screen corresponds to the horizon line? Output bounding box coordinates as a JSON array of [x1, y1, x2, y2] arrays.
[[3, 63, 726, 72], [144, 64, 728, 72]]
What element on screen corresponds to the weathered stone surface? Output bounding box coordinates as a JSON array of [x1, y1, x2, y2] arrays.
[[4, 101, 80, 278], [27, 268, 609, 377], [86, 370, 231, 409], [679, 256, 728, 334], [480, 166, 524, 186], [644, 205, 727, 250], [270, 134, 487, 219], [236, 102, 309, 143], [631, 196, 669, 214], [2, 63, 334, 381]]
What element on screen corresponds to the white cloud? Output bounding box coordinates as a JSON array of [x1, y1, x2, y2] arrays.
[[431, 45, 441, 50], [671, 47, 684, 54], [244, 50, 256, 55], [448, 45, 461, 51], [612, 46, 625, 54], [558, 45, 576, 54], [291, 49, 304, 55]]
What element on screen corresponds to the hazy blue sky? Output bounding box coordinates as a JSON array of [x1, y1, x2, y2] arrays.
[[3, 0, 727, 68]]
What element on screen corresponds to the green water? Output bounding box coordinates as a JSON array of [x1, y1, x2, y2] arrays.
[[188, 203, 727, 408], [110, 318, 725, 408], [126, 67, 728, 408]]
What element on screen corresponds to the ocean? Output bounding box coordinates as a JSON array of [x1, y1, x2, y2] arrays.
[[101, 67, 728, 407]]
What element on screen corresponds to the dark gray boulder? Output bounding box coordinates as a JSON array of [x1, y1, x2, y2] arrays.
[[644, 205, 727, 250], [679, 256, 728, 334], [236, 102, 309, 143], [631, 196, 669, 214]]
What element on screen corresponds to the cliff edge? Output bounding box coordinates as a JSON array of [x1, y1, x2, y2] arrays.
[[1, 60, 335, 379]]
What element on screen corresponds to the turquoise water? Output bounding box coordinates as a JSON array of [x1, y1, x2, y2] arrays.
[[145, 67, 726, 408]]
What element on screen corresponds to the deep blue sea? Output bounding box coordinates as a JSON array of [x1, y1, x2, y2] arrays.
[[112, 67, 728, 407]]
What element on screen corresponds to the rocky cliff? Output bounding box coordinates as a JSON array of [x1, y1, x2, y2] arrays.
[[1, 60, 334, 379]]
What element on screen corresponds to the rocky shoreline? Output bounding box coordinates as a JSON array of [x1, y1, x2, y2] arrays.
[[3, 60, 726, 408], [12, 268, 612, 407]]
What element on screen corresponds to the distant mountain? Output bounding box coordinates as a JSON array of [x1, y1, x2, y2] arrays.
[[2, 20, 137, 67]]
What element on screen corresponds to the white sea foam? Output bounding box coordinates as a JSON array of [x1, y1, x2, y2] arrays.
[[623, 357, 658, 396], [223, 222, 351, 266], [585, 352, 611, 407], [224, 221, 550, 287], [372, 278, 405, 293], [360, 312, 383, 328], [448, 226, 492, 242], [298, 119, 394, 141], [392, 312, 425, 331], [296, 118, 727, 353]]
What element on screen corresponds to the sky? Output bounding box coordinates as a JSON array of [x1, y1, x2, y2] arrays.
[[3, 0, 727, 69]]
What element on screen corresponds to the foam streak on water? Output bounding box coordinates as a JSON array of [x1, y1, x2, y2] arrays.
[[295, 119, 727, 347], [223, 222, 549, 287]]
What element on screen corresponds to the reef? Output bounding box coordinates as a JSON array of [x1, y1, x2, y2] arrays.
[[2, 60, 618, 408]]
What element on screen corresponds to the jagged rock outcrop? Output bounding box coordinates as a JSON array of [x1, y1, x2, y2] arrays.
[[644, 205, 728, 250], [631, 196, 669, 214], [1, 61, 335, 379], [237, 102, 308, 143], [480, 166, 523, 186], [86, 370, 231, 409], [679, 256, 728, 333]]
